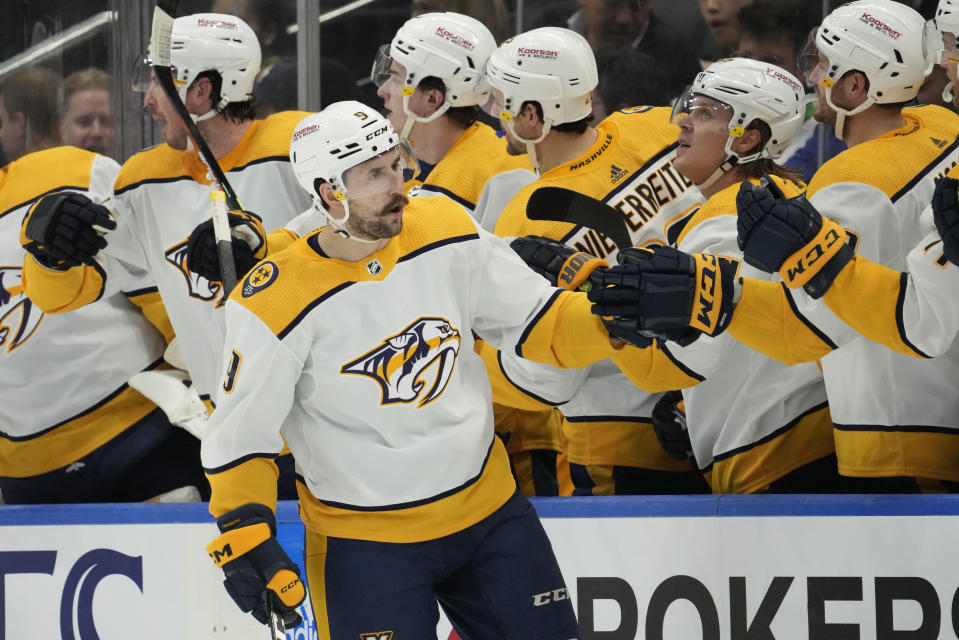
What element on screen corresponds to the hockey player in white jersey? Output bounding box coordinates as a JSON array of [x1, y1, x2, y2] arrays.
[[371, 11, 534, 217], [597, 0, 959, 490], [201, 102, 622, 637], [21, 13, 311, 403], [3, 146, 206, 503], [713, 0, 959, 362], [479, 27, 709, 495], [522, 58, 843, 493]]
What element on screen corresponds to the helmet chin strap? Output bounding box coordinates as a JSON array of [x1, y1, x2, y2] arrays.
[[322, 199, 381, 245], [822, 85, 873, 142], [504, 119, 553, 172], [399, 94, 451, 139], [696, 157, 738, 192], [943, 81, 954, 104]]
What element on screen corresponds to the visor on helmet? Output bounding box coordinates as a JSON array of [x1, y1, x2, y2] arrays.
[[371, 44, 396, 89], [479, 85, 511, 121], [797, 28, 821, 88], [670, 89, 734, 131]]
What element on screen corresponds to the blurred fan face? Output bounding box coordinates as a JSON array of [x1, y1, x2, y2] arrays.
[[736, 32, 803, 84], [699, 0, 754, 50], [580, 0, 652, 47], [61, 89, 113, 156]]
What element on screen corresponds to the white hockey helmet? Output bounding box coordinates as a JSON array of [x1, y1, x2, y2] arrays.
[[290, 101, 417, 240], [371, 12, 496, 138], [479, 27, 598, 168], [934, 0, 959, 102], [671, 58, 804, 189], [673, 58, 805, 162], [170, 14, 261, 111], [813, 0, 936, 136]]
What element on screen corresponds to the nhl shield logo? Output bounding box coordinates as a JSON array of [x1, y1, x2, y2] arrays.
[[341, 317, 461, 408], [366, 258, 383, 275]]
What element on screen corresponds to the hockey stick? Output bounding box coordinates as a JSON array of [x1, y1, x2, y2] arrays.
[[525, 186, 632, 250], [150, 0, 240, 296], [267, 600, 286, 639]]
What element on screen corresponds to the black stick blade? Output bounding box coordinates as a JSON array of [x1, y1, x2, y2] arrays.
[[526, 186, 632, 250]]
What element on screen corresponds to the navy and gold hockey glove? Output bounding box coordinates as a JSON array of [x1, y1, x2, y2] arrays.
[[652, 390, 695, 462], [206, 504, 305, 628], [510, 235, 609, 291], [186, 210, 266, 282], [932, 176, 959, 265], [588, 246, 739, 346], [20, 192, 116, 270], [736, 178, 854, 298]]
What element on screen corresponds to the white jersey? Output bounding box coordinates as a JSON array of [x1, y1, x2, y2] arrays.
[[664, 177, 832, 492], [897, 222, 959, 357], [34, 112, 313, 400], [488, 107, 707, 473], [202, 196, 617, 542], [781, 105, 959, 479], [2, 147, 166, 476]]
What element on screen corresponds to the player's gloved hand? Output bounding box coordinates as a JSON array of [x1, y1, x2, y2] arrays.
[[509, 235, 609, 291], [186, 210, 266, 282], [736, 178, 854, 298], [588, 246, 740, 346], [20, 192, 116, 270], [206, 504, 305, 628], [932, 176, 959, 265], [652, 390, 695, 462]]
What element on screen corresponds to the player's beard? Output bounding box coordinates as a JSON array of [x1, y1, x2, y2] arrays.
[[812, 86, 837, 127], [503, 128, 526, 156], [349, 194, 410, 240]]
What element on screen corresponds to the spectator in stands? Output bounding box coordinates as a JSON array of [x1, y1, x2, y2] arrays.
[[592, 46, 679, 120], [211, 0, 358, 112], [0, 67, 61, 163], [60, 68, 114, 158], [411, 0, 511, 43], [734, 0, 844, 181], [532, 0, 700, 83], [698, 0, 754, 64]]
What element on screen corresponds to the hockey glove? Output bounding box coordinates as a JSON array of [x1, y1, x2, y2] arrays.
[[932, 176, 959, 265], [509, 235, 609, 291], [588, 246, 740, 346], [736, 178, 854, 298], [20, 192, 116, 270], [186, 210, 266, 282], [652, 390, 695, 462], [206, 504, 305, 628]]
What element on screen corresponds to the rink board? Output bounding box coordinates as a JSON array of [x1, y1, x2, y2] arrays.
[[2, 495, 959, 639]]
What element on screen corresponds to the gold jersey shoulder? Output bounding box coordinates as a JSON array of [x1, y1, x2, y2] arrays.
[[493, 106, 679, 240], [114, 110, 309, 193], [676, 175, 804, 246], [415, 122, 532, 207], [233, 196, 478, 336], [808, 104, 959, 199], [1, 146, 97, 214]]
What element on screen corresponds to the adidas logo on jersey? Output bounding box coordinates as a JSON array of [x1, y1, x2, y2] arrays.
[[610, 164, 629, 184], [931, 137, 949, 149]]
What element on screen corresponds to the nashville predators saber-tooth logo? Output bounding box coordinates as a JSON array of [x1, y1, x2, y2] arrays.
[[0, 267, 44, 354], [165, 240, 227, 306], [341, 317, 461, 408]]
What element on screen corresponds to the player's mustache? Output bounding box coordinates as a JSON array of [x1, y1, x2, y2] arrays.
[[380, 194, 410, 215]]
